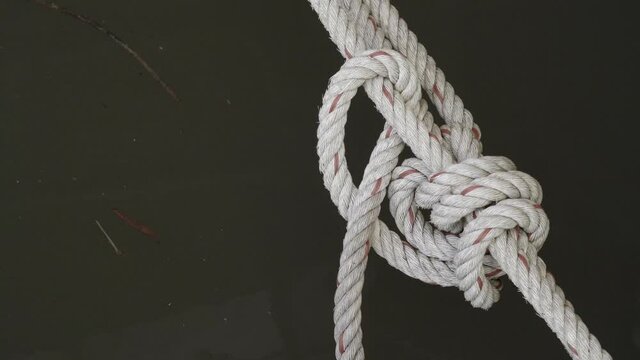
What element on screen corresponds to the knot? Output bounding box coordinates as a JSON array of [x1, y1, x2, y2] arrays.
[[419, 156, 542, 232], [393, 155, 550, 308], [319, 47, 552, 314], [318, 48, 551, 356]]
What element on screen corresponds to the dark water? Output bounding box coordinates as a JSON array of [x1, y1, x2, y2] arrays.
[[1, 1, 638, 359]]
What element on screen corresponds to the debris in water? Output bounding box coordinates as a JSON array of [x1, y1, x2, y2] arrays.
[[95, 219, 123, 255], [33, 0, 179, 102], [112, 208, 158, 241]]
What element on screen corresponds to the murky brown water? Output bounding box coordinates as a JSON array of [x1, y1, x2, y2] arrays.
[[1, 1, 638, 359]]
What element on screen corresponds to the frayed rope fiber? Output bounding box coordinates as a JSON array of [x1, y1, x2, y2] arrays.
[[309, 1, 612, 359]]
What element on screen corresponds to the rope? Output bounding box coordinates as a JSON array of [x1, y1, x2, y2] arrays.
[[309, 1, 612, 359]]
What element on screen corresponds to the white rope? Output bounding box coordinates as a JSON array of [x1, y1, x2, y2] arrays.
[[309, 1, 612, 359]]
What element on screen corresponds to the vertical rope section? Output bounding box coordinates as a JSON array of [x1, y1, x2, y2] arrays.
[[309, 1, 612, 359]]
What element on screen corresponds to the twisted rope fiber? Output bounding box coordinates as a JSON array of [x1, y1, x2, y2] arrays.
[[309, 1, 612, 359]]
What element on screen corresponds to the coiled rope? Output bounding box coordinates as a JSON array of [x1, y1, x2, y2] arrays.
[[309, 1, 612, 359]]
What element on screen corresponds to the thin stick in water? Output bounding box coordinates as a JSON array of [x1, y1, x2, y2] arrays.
[[33, 0, 179, 101], [95, 219, 123, 256]]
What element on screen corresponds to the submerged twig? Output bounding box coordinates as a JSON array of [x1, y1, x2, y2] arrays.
[[112, 208, 159, 242], [33, 0, 179, 101], [95, 219, 123, 255]]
